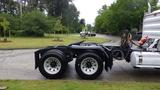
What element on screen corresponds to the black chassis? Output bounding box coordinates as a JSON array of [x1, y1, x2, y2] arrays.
[[35, 41, 113, 72]]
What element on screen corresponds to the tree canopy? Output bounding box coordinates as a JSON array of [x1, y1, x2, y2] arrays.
[[0, 0, 81, 37], [95, 0, 158, 35]]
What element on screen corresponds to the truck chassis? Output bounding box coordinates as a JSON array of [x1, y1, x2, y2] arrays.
[[35, 41, 132, 79]]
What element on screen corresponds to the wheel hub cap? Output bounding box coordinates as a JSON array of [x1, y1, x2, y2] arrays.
[[44, 57, 61, 74], [86, 62, 92, 68], [50, 61, 57, 68], [80, 57, 98, 75]]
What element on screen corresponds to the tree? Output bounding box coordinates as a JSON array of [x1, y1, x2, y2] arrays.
[[46, 16, 57, 34], [0, 0, 81, 37], [54, 19, 63, 33], [98, 5, 108, 14], [0, 13, 21, 37], [87, 24, 92, 32], [53, 19, 67, 41], [0, 18, 10, 41], [21, 0, 80, 33], [21, 10, 48, 37], [62, 3, 80, 33], [95, 0, 148, 35], [150, 0, 159, 11], [0, 0, 19, 15]]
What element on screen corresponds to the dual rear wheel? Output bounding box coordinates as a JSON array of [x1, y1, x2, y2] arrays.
[[38, 50, 67, 79], [39, 52, 103, 79], [75, 53, 103, 79]]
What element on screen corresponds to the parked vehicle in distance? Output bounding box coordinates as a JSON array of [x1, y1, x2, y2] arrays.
[[87, 31, 96, 36], [80, 31, 96, 37]]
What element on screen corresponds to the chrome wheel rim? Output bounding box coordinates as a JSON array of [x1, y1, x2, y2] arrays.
[[80, 57, 98, 75], [44, 57, 61, 74]]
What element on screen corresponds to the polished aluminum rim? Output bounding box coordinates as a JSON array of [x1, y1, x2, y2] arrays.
[[44, 57, 61, 74], [80, 57, 98, 75]]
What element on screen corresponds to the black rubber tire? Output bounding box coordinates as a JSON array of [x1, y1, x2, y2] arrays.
[[75, 52, 103, 80], [39, 50, 67, 79]]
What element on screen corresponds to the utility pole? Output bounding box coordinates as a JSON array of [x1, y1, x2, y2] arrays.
[[18, 0, 23, 31], [148, 0, 152, 13], [19, 0, 23, 18]]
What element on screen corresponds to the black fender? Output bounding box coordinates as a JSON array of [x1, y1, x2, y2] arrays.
[[101, 46, 113, 71], [70, 45, 113, 71], [35, 46, 72, 69]]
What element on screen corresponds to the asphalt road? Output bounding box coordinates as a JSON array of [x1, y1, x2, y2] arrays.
[[0, 35, 160, 81]]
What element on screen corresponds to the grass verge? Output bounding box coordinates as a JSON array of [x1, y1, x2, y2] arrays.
[[0, 80, 160, 90], [0, 35, 108, 49]]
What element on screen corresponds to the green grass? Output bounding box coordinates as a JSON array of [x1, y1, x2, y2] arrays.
[[0, 34, 108, 49], [0, 80, 160, 90]]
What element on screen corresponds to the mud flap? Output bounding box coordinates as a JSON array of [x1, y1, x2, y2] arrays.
[[105, 57, 113, 71]]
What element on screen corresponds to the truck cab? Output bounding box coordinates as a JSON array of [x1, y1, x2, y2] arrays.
[[130, 10, 160, 68], [131, 38, 160, 68]]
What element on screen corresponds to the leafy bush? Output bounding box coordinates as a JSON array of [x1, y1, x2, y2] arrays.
[[0, 10, 73, 37], [21, 10, 49, 37]]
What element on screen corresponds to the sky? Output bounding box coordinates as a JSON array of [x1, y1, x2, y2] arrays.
[[73, 0, 115, 25]]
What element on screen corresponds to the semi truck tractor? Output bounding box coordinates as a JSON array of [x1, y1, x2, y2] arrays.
[[34, 9, 160, 80]]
